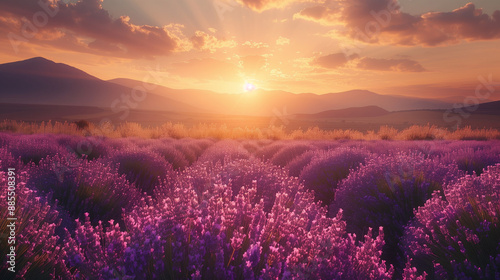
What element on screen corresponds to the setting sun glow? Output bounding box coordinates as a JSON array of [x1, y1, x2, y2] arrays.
[[243, 82, 257, 92]]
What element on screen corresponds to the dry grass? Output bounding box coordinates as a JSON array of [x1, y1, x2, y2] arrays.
[[0, 120, 499, 140]]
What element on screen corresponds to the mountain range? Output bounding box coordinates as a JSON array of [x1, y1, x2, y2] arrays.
[[0, 57, 492, 117], [0, 57, 198, 113], [110, 78, 452, 115]]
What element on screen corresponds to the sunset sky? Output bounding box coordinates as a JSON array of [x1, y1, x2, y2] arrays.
[[0, 0, 499, 96]]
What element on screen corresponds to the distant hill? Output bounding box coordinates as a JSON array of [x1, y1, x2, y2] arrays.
[[464, 100, 500, 115], [0, 57, 454, 118], [110, 78, 452, 116], [295, 106, 390, 118], [0, 57, 200, 113], [0, 57, 97, 80]]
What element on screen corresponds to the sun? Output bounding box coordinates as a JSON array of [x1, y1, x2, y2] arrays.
[[243, 82, 257, 92]]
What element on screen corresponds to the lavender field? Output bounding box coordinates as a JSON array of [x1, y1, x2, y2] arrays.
[[1, 132, 500, 279]]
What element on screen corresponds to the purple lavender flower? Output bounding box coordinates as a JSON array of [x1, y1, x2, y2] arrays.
[[403, 164, 500, 279], [109, 147, 174, 195], [197, 140, 251, 165], [299, 147, 371, 205], [0, 170, 73, 279], [440, 145, 500, 175], [56, 134, 110, 160], [149, 143, 189, 170], [334, 151, 462, 274], [8, 134, 67, 165], [285, 149, 318, 177], [270, 142, 316, 167], [27, 154, 142, 226]]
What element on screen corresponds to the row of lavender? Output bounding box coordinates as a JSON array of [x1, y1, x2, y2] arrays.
[[1, 132, 499, 279]]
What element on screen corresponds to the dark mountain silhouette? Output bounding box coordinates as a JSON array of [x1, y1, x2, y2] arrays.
[[0, 57, 200, 113], [0, 57, 98, 80], [296, 106, 390, 118], [110, 78, 452, 116], [0, 57, 453, 117], [463, 100, 500, 115]]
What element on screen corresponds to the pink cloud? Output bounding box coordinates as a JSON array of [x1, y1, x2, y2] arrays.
[[296, 1, 500, 46], [312, 52, 358, 69], [356, 57, 426, 72], [190, 31, 237, 53], [0, 0, 183, 58], [312, 52, 426, 72], [235, 0, 315, 12]]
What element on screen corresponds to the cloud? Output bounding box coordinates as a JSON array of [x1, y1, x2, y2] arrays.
[[242, 41, 269, 48], [311, 52, 425, 72], [356, 57, 426, 72], [276, 36, 290, 45], [0, 0, 186, 58], [311, 52, 358, 69], [295, 1, 500, 46], [293, 5, 338, 25], [190, 31, 237, 53], [171, 58, 240, 81], [235, 0, 315, 12]]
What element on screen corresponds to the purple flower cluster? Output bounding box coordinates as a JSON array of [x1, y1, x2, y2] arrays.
[[149, 143, 189, 170], [403, 164, 500, 279], [0, 147, 21, 172], [197, 140, 252, 165], [108, 148, 174, 195], [440, 145, 500, 175], [7, 134, 67, 165], [1, 133, 500, 279], [270, 142, 316, 167], [0, 168, 72, 279], [56, 135, 110, 160], [299, 147, 371, 205], [71, 183, 393, 279], [27, 155, 142, 226], [156, 158, 303, 213], [334, 152, 462, 273]]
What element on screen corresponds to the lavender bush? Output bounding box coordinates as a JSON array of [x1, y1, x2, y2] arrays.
[[63, 214, 131, 279], [107, 182, 394, 279], [403, 164, 500, 280], [440, 147, 500, 175], [149, 143, 190, 170], [156, 158, 302, 213], [0, 147, 22, 172], [27, 155, 142, 226], [8, 134, 66, 165], [173, 141, 199, 164], [56, 135, 110, 160], [300, 147, 371, 205], [254, 142, 287, 161], [0, 133, 498, 279], [285, 149, 318, 177], [109, 148, 174, 195], [334, 152, 462, 274], [0, 169, 73, 279], [0, 132, 13, 147], [270, 142, 315, 167], [197, 140, 251, 165]]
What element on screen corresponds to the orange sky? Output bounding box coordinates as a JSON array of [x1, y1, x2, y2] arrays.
[[0, 0, 499, 96]]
